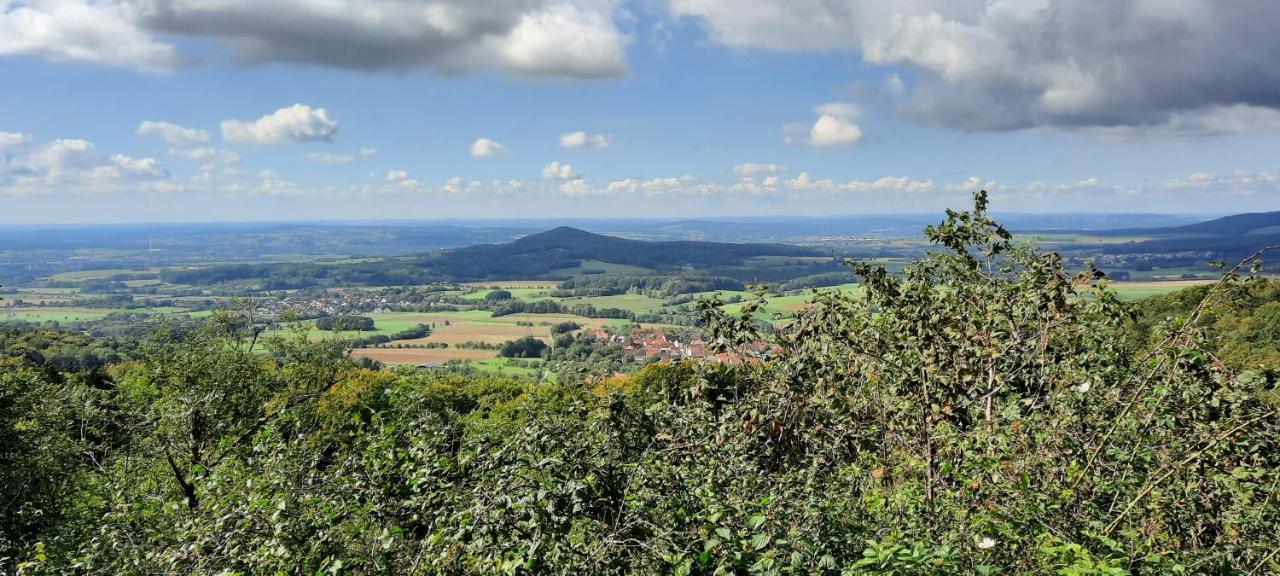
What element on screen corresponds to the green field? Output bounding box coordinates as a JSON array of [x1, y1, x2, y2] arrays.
[[551, 260, 652, 276], [0, 308, 114, 323], [460, 286, 555, 300], [552, 293, 668, 313], [48, 269, 143, 281], [468, 357, 556, 382], [1108, 280, 1212, 301]]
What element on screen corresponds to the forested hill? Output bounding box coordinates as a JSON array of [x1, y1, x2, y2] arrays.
[[1100, 210, 1280, 258], [432, 226, 827, 273], [160, 227, 835, 288], [1116, 210, 1280, 238]]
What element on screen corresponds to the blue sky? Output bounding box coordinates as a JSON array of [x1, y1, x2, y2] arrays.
[[2, 0, 1279, 223]]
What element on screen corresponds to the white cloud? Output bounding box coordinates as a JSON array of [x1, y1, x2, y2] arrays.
[[671, 0, 1280, 133], [945, 176, 1002, 193], [385, 170, 409, 183], [137, 120, 210, 146], [470, 137, 509, 157], [495, 3, 627, 79], [559, 178, 591, 196], [1162, 169, 1280, 191], [0, 0, 624, 78], [560, 131, 613, 149], [1, 136, 170, 196], [0, 131, 31, 149], [96, 154, 167, 179], [221, 104, 339, 145], [733, 163, 787, 176], [25, 138, 99, 173], [808, 115, 863, 147], [359, 147, 377, 157], [170, 147, 239, 164], [779, 172, 935, 195], [0, 0, 179, 71], [786, 102, 863, 147], [541, 160, 579, 180]]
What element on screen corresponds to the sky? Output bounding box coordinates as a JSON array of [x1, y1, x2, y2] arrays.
[[2, 0, 1280, 223]]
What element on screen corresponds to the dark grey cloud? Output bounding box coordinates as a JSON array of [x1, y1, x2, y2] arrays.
[[1, 0, 627, 79], [672, 0, 1280, 133]]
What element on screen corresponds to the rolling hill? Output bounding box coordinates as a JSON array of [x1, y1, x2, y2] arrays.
[[1102, 210, 1280, 257], [161, 227, 836, 288], [425, 227, 828, 278]]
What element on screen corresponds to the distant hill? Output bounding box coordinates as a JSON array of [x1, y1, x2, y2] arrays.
[[423, 227, 830, 279], [1118, 210, 1280, 238], [1101, 211, 1280, 257], [161, 227, 836, 288]]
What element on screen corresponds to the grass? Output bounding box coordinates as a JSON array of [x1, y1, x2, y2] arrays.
[[552, 260, 652, 276], [48, 269, 143, 281], [459, 287, 555, 300], [462, 280, 560, 289], [470, 357, 555, 382], [350, 347, 496, 365], [0, 308, 114, 323], [551, 293, 668, 313], [1108, 280, 1213, 301]]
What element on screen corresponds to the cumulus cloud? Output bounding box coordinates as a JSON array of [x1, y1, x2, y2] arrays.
[[0, 0, 180, 71], [788, 102, 863, 147], [781, 172, 934, 194], [1, 136, 169, 196], [559, 178, 591, 196], [945, 176, 1003, 193], [495, 3, 628, 79], [671, 0, 1280, 134], [221, 104, 338, 145], [560, 131, 613, 149], [541, 160, 579, 180], [470, 137, 509, 157], [3, 0, 626, 79], [733, 163, 787, 176], [137, 120, 210, 146], [385, 170, 409, 183], [0, 131, 31, 149], [809, 115, 863, 147]]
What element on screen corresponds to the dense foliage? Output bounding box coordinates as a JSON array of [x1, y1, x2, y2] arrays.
[[315, 315, 376, 332], [499, 336, 550, 359], [3, 194, 1277, 574]]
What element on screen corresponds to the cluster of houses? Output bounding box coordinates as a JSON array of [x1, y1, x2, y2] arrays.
[[585, 326, 768, 363], [248, 292, 407, 319]]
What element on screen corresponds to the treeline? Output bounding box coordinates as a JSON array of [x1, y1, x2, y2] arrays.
[[161, 261, 450, 289], [552, 274, 744, 298], [490, 299, 634, 320]]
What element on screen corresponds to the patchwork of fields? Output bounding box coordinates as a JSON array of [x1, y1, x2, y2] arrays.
[[2, 258, 1225, 377]]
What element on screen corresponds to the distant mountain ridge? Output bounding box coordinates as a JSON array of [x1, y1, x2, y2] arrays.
[[1114, 210, 1280, 237], [1101, 210, 1280, 257], [425, 226, 830, 279]]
